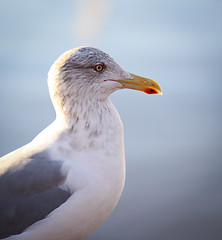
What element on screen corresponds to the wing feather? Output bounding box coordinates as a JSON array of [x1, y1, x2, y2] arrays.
[[0, 147, 71, 238]]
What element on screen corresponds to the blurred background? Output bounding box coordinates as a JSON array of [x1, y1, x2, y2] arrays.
[[0, 0, 221, 239]]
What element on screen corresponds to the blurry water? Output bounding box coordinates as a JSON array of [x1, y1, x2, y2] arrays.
[[0, 0, 221, 239]]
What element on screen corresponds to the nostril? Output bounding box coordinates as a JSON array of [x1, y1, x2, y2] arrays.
[[140, 80, 147, 84]]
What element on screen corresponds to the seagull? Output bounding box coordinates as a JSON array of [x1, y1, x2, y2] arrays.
[[0, 46, 162, 240]]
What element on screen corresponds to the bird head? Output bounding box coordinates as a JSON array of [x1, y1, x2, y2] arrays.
[[48, 47, 162, 115]]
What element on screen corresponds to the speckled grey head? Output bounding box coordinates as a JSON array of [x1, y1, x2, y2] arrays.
[[48, 47, 131, 114]]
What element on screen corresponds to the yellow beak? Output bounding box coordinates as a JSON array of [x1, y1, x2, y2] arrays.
[[116, 73, 162, 95]]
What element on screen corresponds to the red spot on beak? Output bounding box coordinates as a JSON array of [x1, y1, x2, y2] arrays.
[[144, 88, 159, 94]]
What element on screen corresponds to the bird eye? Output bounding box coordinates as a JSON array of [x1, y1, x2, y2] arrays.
[[94, 64, 104, 72]]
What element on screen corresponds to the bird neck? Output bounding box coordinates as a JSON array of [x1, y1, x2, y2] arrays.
[[54, 97, 121, 135], [47, 97, 124, 156]]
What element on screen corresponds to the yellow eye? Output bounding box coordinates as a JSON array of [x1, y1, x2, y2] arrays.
[[94, 64, 104, 72]]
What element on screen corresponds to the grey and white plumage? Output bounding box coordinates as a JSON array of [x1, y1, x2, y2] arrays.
[[0, 47, 162, 240]]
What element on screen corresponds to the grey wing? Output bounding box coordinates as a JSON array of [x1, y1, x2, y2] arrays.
[[0, 147, 72, 239]]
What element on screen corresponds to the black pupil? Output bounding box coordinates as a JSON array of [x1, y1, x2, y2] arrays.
[[96, 65, 102, 71]]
